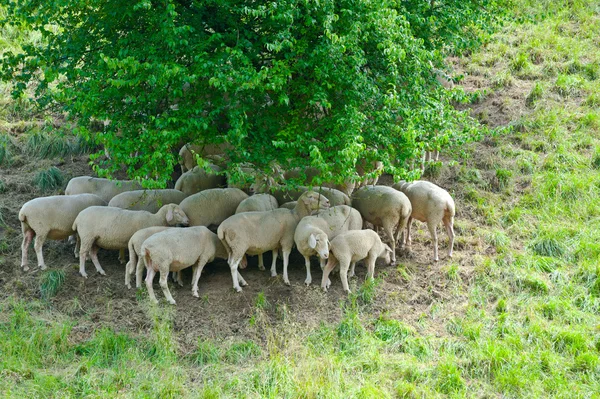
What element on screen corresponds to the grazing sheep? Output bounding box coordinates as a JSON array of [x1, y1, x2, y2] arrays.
[[351, 185, 412, 263], [179, 188, 248, 228], [294, 205, 363, 286], [256, 185, 349, 207], [124, 226, 174, 289], [179, 142, 232, 173], [72, 204, 189, 278], [174, 165, 226, 196], [142, 226, 229, 304], [108, 189, 187, 213], [392, 180, 455, 261], [284, 167, 356, 197], [279, 201, 297, 210], [235, 193, 279, 271], [218, 191, 330, 291], [19, 194, 107, 271], [65, 176, 143, 202], [321, 229, 393, 293]]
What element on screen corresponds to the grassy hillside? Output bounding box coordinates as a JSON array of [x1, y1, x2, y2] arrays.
[[1, 1, 599, 397]]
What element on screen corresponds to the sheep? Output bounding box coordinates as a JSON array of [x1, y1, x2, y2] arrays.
[[19, 194, 107, 271], [356, 159, 384, 187], [234, 193, 279, 271], [108, 189, 187, 213], [294, 205, 363, 286], [124, 226, 174, 289], [279, 201, 297, 210], [351, 185, 412, 263], [255, 185, 350, 207], [142, 226, 229, 304], [179, 188, 249, 228], [321, 229, 393, 293], [218, 191, 330, 291], [392, 180, 455, 261], [72, 204, 189, 278], [179, 142, 232, 173], [174, 164, 226, 196], [283, 167, 356, 197], [65, 176, 143, 203]]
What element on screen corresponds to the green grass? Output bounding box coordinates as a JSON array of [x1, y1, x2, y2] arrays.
[[33, 166, 64, 192], [39, 270, 66, 300]]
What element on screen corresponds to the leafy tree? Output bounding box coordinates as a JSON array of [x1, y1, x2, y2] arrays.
[[1, 0, 507, 187]]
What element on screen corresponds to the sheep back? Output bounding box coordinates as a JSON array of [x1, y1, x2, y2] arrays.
[[180, 188, 249, 227], [175, 165, 226, 196], [65, 176, 143, 202], [108, 189, 187, 213]]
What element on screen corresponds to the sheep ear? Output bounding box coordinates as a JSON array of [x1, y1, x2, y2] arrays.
[[166, 207, 174, 222], [308, 234, 317, 249]]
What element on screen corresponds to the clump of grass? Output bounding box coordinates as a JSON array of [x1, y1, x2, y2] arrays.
[[193, 339, 221, 365], [526, 82, 544, 106], [33, 167, 64, 192], [591, 151, 600, 169], [0, 133, 19, 165], [352, 277, 380, 305], [530, 237, 565, 258], [0, 179, 5, 193], [254, 291, 268, 310], [224, 340, 261, 364], [39, 269, 66, 300], [553, 74, 583, 97], [26, 131, 74, 159], [435, 359, 465, 394], [423, 160, 442, 178], [495, 168, 513, 189], [75, 327, 140, 367]]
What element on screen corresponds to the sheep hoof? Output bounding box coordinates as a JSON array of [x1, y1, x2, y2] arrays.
[[235, 287, 243, 293], [270, 271, 277, 277], [80, 272, 88, 279], [258, 265, 266, 271], [168, 299, 177, 305], [304, 279, 311, 286], [284, 279, 291, 286], [192, 292, 199, 298], [126, 283, 131, 289], [22, 265, 29, 272], [151, 299, 159, 305], [98, 270, 106, 276], [177, 281, 184, 287], [39, 264, 47, 270], [321, 287, 328, 292], [344, 289, 351, 294], [348, 272, 355, 278]]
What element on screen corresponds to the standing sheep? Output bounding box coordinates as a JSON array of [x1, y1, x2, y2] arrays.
[[65, 176, 143, 203], [19, 194, 107, 271], [392, 180, 455, 261], [142, 226, 229, 304], [174, 165, 226, 196], [321, 229, 393, 293], [179, 142, 232, 173], [256, 185, 350, 207], [72, 204, 189, 278], [294, 205, 363, 286], [124, 226, 174, 289], [179, 188, 248, 228], [108, 189, 187, 213], [284, 167, 356, 197], [218, 191, 330, 291], [351, 185, 412, 263]]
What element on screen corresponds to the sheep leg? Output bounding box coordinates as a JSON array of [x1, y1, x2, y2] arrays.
[[321, 257, 337, 291], [90, 245, 107, 276], [229, 257, 243, 292], [258, 253, 265, 271], [405, 217, 413, 247], [339, 260, 351, 294], [145, 268, 158, 304], [444, 216, 455, 259], [135, 256, 145, 288], [366, 256, 376, 280], [270, 250, 278, 277], [320, 258, 332, 286], [20, 229, 34, 271], [73, 235, 80, 258], [304, 256, 312, 286], [382, 224, 396, 263], [282, 249, 291, 286], [348, 262, 356, 278], [159, 270, 176, 305], [191, 259, 207, 297], [176, 271, 184, 287], [237, 271, 248, 287], [33, 234, 47, 270], [118, 248, 126, 264], [428, 222, 439, 262]]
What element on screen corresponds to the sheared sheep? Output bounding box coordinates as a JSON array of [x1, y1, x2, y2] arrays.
[[294, 205, 363, 286], [72, 204, 189, 278], [142, 226, 230, 304], [108, 189, 187, 213], [392, 180, 455, 261], [351, 185, 411, 263], [179, 188, 248, 228], [124, 226, 174, 289], [284, 167, 356, 197], [235, 194, 278, 214], [255, 185, 350, 207], [65, 176, 142, 203], [174, 164, 226, 196], [179, 142, 232, 173], [321, 229, 393, 293], [218, 191, 330, 291], [19, 194, 107, 271]]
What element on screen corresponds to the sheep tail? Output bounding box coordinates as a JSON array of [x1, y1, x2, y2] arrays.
[[142, 248, 153, 271]]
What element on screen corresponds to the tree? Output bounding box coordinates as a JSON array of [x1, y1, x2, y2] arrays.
[[1, 0, 507, 187]]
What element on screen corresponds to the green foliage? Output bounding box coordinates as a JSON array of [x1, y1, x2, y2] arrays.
[[39, 270, 66, 300], [0, 133, 18, 164], [1, 0, 507, 186], [33, 167, 64, 192]]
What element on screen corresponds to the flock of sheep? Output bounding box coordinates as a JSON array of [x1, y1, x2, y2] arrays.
[[18, 143, 456, 305]]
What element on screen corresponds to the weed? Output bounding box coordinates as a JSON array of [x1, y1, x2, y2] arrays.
[[530, 237, 565, 258], [39, 269, 66, 300], [423, 160, 442, 178], [526, 82, 544, 106], [591, 150, 600, 169], [495, 168, 513, 189], [224, 340, 261, 363], [254, 291, 268, 309], [33, 167, 64, 192], [352, 277, 380, 305], [193, 339, 220, 365], [553, 73, 583, 96], [0, 133, 18, 164], [511, 52, 531, 72], [435, 359, 465, 394], [75, 327, 139, 367]]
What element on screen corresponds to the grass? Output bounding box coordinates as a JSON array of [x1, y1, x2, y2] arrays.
[[39, 270, 66, 300], [2, 0, 600, 397], [33, 166, 64, 192]]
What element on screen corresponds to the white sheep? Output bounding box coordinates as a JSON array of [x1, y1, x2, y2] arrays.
[[142, 226, 230, 304], [283, 167, 356, 197], [179, 188, 248, 227], [257, 186, 350, 207], [218, 191, 330, 291], [124, 226, 174, 289], [179, 142, 232, 173], [72, 204, 189, 278], [108, 189, 187, 213], [235, 193, 279, 214], [294, 205, 363, 286], [356, 159, 384, 187], [321, 229, 393, 293], [19, 194, 107, 271], [392, 180, 455, 261], [351, 185, 412, 263], [174, 165, 226, 196], [65, 176, 143, 202]]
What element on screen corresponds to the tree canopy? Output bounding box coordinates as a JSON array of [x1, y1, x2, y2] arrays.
[[1, 0, 507, 187]]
